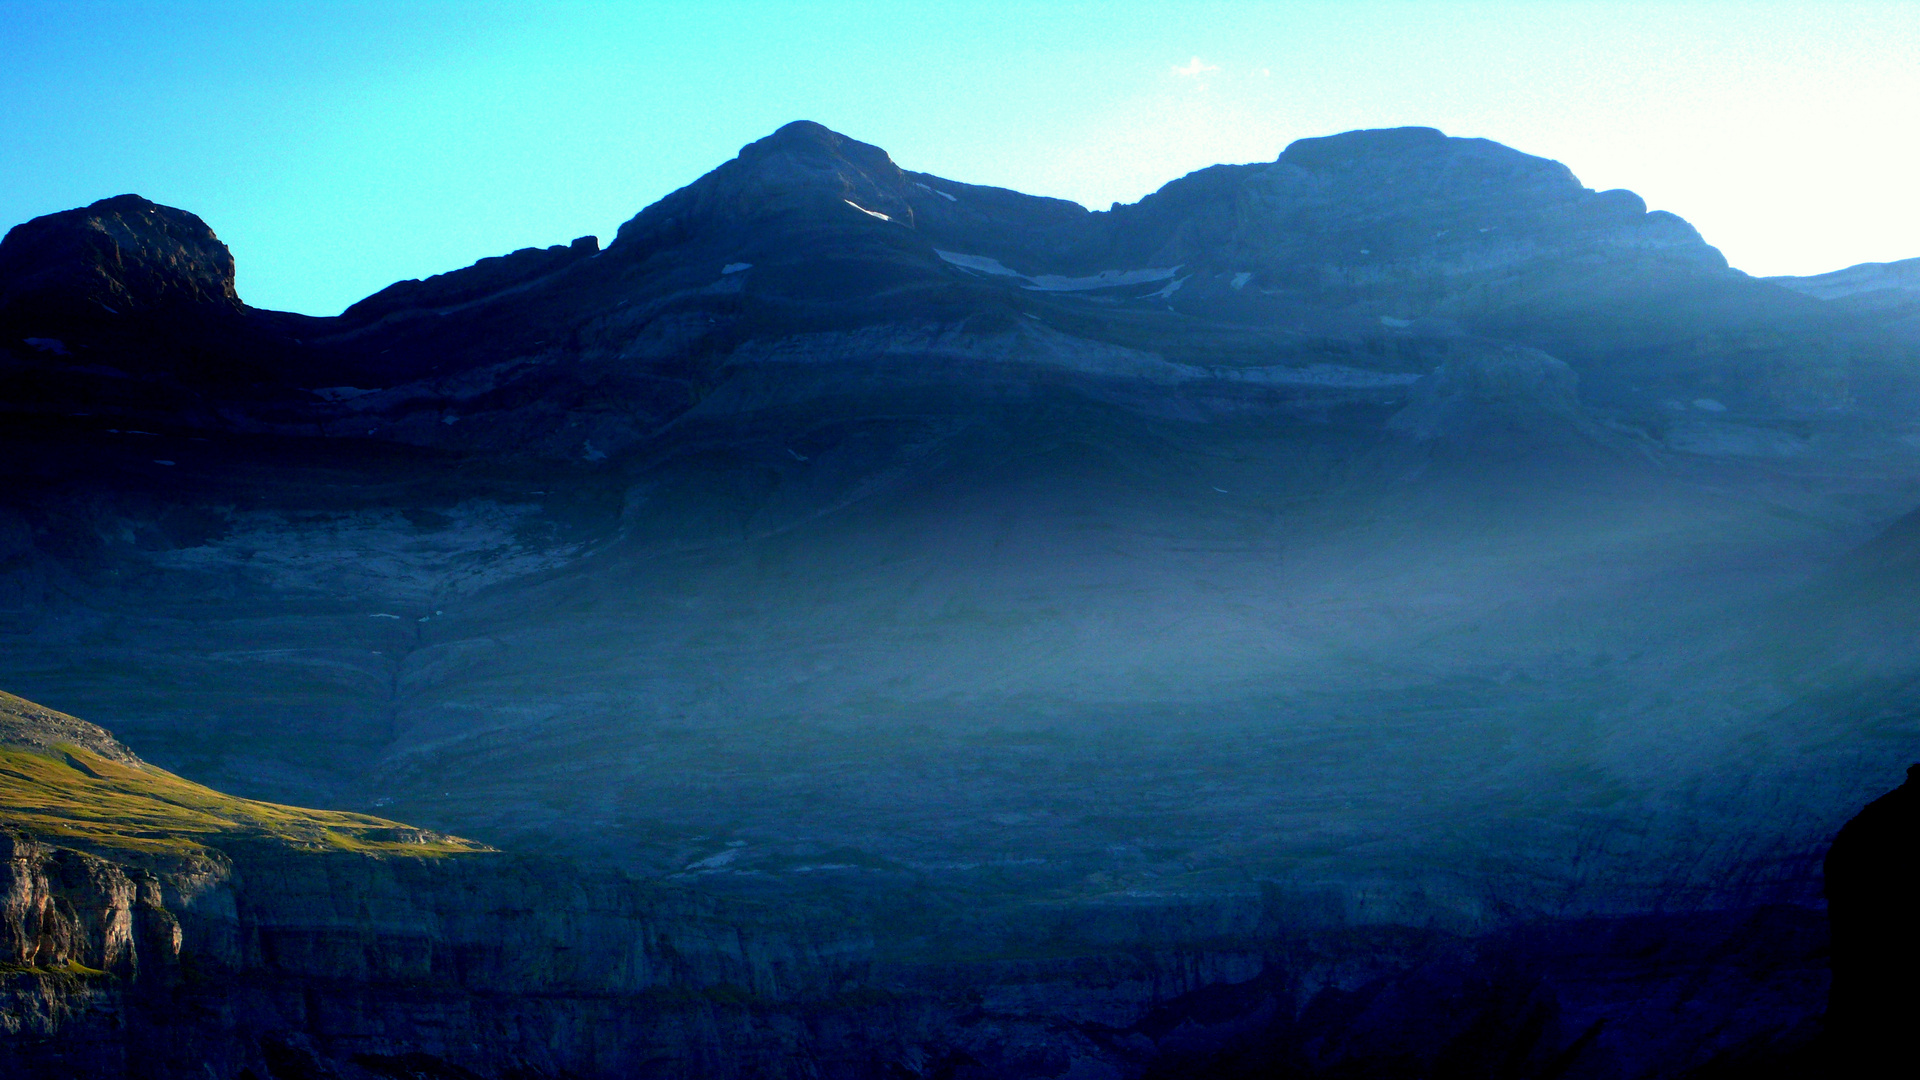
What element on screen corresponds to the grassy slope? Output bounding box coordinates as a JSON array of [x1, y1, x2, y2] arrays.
[[0, 690, 487, 859]]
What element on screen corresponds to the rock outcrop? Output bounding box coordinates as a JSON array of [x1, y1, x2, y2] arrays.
[[1387, 344, 1593, 450], [0, 195, 241, 324], [0, 194, 315, 393], [1823, 765, 1920, 1074]]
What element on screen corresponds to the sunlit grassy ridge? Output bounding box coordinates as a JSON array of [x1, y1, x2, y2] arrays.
[[0, 691, 488, 858]]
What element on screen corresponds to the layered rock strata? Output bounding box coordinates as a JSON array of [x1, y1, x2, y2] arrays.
[[0, 831, 1831, 1079]]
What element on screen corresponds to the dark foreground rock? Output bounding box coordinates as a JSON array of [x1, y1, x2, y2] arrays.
[[1823, 764, 1920, 1076]]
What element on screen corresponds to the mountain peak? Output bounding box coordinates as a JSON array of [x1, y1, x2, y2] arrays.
[[613, 120, 914, 252], [1275, 125, 1580, 192], [0, 194, 242, 327], [754, 119, 880, 157], [1277, 124, 1450, 163]]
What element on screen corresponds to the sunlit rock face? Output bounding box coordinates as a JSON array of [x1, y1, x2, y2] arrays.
[[2, 122, 1919, 1076]]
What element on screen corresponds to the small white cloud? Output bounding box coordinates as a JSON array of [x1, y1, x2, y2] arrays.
[[1171, 56, 1220, 78]]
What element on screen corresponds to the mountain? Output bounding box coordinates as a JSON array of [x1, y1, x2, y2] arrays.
[[1771, 256, 1920, 303], [1771, 257, 1920, 355], [4, 121, 1919, 1076], [6, 123, 1910, 456]]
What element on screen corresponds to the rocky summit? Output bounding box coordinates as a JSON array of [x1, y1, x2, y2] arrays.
[[2, 122, 1918, 1078]]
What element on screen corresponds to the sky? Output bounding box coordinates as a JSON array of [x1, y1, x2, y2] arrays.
[[3, 1, 1917, 316]]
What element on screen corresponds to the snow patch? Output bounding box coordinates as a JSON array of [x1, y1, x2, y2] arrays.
[[933, 249, 1181, 293], [1216, 363, 1423, 389], [686, 849, 741, 871], [1025, 266, 1181, 292], [844, 200, 892, 222], [721, 262, 753, 275], [933, 250, 1024, 277], [915, 182, 958, 202], [1692, 398, 1727, 413], [1380, 316, 1412, 328], [1230, 272, 1253, 291], [1144, 275, 1187, 301]]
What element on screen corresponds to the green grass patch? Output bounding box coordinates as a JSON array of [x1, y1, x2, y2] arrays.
[[0, 742, 490, 859], [0, 960, 112, 978]]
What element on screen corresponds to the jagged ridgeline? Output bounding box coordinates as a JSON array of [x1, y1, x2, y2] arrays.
[[0, 690, 485, 858]]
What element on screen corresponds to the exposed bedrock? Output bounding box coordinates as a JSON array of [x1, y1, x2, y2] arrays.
[[0, 833, 1833, 1079]]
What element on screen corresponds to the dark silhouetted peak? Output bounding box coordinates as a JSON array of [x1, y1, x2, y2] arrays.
[[340, 236, 602, 326], [1279, 125, 1466, 168], [0, 195, 324, 390], [612, 120, 916, 253], [745, 120, 901, 179], [1265, 126, 1590, 224], [1102, 125, 1722, 279], [0, 194, 242, 329]]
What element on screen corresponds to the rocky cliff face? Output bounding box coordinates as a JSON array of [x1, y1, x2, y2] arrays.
[[0, 825, 1835, 1079]]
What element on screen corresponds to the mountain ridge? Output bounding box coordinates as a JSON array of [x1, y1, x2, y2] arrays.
[[7, 119, 1897, 452]]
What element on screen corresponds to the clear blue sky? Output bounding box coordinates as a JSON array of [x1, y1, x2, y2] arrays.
[[5, 1, 1916, 315]]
